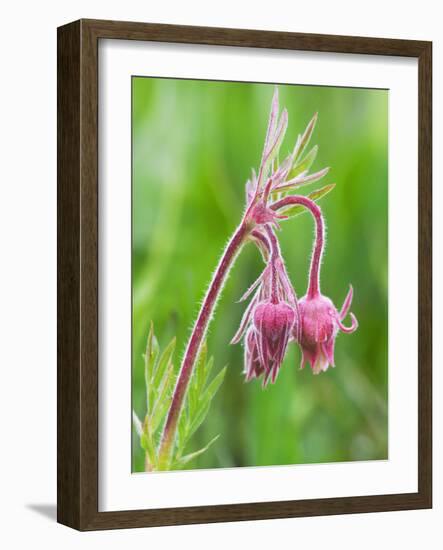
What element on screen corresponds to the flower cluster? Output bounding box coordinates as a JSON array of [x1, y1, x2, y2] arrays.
[[232, 89, 358, 386], [231, 226, 299, 384]]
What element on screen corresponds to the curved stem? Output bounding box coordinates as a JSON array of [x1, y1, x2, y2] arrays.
[[271, 195, 325, 299], [264, 224, 281, 261], [157, 222, 250, 468], [251, 229, 270, 251], [264, 225, 280, 304], [251, 229, 271, 263]]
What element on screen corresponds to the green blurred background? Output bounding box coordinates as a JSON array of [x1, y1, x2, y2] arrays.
[[132, 78, 388, 472]]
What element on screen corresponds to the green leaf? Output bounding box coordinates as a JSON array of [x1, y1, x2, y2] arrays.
[[151, 363, 176, 432], [289, 145, 318, 180], [203, 356, 214, 383], [140, 418, 157, 467], [188, 379, 199, 420], [172, 435, 220, 469], [269, 111, 287, 154], [132, 410, 143, 437], [151, 400, 171, 434], [271, 167, 329, 195], [187, 400, 211, 441], [188, 345, 205, 419], [293, 112, 318, 163], [152, 336, 176, 390], [196, 343, 208, 396], [188, 366, 227, 439], [262, 87, 279, 158], [202, 366, 227, 405], [278, 184, 336, 218], [176, 403, 189, 455], [144, 323, 159, 381], [267, 109, 288, 161], [260, 109, 288, 187], [139, 325, 227, 471], [144, 322, 159, 413]]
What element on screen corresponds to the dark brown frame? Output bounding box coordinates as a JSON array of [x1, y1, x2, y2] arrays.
[[57, 18, 432, 531]]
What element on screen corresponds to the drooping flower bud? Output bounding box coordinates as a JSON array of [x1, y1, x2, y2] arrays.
[[231, 223, 299, 386], [252, 300, 296, 384], [298, 286, 358, 374]]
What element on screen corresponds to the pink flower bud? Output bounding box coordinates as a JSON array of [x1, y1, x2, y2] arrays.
[[298, 286, 358, 374], [252, 300, 296, 385]]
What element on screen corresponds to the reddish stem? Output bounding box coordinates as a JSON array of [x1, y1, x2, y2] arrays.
[[251, 229, 270, 251], [264, 225, 280, 304], [158, 222, 249, 467], [271, 196, 324, 299]]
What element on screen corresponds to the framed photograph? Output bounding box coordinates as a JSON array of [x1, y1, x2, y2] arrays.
[[57, 19, 432, 530]]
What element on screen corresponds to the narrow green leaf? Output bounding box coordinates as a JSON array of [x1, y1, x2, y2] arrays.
[[202, 366, 227, 405], [153, 337, 176, 390], [151, 400, 171, 434], [188, 343, 207, 419], [144, 322, 159, 413], [144, 323, 159, 382], [187, 400, 211, 440], [260, 109, 288, 188], [293, 112, 318, 162], [271, 167, 329, 195], [132, 410, 143, 437], [279, 184, 336, 218], [265, 109, 288, 166], [188, 366, 227, 439], [289, 145, 318, 179], [176, 403, 189, 456], [188, 379, 199, 420], [262, 87, 279, 159], [173, 435, 220, 469], [196, 342, 208, 395], [151, 362, 175, 432], [203, 356, 214, 383], [140, 418, 157, 467]]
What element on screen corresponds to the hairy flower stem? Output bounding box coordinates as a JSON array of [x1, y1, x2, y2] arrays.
[[264, 225, 280, 304], [157, 222, 250, 468], [271, 196, 325, 299]]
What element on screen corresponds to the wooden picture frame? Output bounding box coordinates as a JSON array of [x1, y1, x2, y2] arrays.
[[57, 18, 432, 530]]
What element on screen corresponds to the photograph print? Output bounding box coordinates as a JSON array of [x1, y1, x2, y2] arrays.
[[131, 78, 388, 473]]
